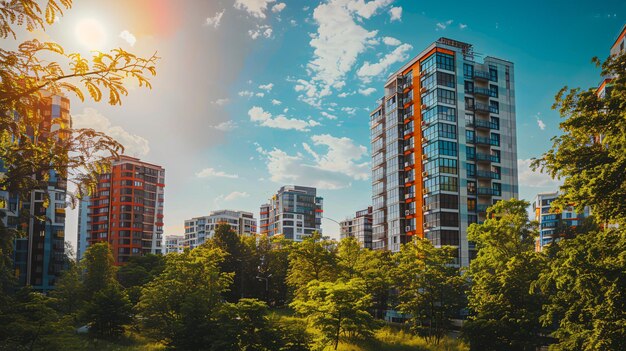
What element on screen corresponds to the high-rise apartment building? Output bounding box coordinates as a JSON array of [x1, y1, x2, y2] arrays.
[[76, 195, 90, 261], [259, 185, 323, 241], [79, 155, 165, 265], [0, 93, 70, 291], [597, 25, 625, 98], [533, 191, 590, 251], [340, 207, 373, 248], [370, 38, 518, 265], [182, 210, 257, 249], [164, 234, 184, 254]]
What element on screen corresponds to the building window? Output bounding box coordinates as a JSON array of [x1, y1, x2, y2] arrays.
[[489, 65, 498, 82], [464, 81, 474, 94], [436, 53, 455, 71], [422, 106, 456, 124], [489, 84, 499, 97], [489, 100, 500, 114], [467, 163, 476, 177], [463, 63, 474, 78]]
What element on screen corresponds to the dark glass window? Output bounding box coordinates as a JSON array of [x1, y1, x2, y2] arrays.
[[438, 89, 456, 105], [489, 100, 499, 113], [489, 84, 499, 97], [467, 163, 476, 177], [436, 53, 455, 71], [422, 106, 456, 124], [466, 146, 476, 159], [489, 65, 498, 82], [464, 81, 474, 94], [463, 63, 474, 78], [423, 123, 457, 140]]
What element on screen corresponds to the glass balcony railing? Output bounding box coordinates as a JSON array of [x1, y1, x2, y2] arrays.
[[469, 136, 500, 146], [474, 119, 499, 130], [473, 87, 498, 97], [476, 170, 501, 179], [477, 204, 490, 212], [473, 153, 500, 163], [474, 70, 490, 80], [477, 187, 501, 196]]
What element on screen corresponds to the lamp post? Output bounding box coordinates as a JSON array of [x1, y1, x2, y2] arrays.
[[322, 216, 345, 240]]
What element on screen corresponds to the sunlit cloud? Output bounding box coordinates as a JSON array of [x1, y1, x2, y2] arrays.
[[196, 167, 239, 179], [119, 30, 136, 46], [204, 10, 225, 28]]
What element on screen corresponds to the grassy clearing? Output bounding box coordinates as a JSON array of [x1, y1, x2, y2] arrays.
[[55, 331, 165, 351]]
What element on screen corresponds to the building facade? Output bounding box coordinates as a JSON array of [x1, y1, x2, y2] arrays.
[[164, 234, 184, 254], [340, 207, 373, 248], [76, 195, 90, 261], [259, 185, 323, 241], [182, 210, 257, 249], [533, 192, 590, 251], [370, 38, 518, 265], [0, 93, 70, 291], [79, 155, 165, 265], [597, 25, 625, 98]]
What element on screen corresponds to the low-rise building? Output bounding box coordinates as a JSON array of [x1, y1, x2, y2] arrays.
[[533, 191, 590, 251], [164, 234, 184, 254], [183, 210, 257, 249], [259, 185, 323, 241]]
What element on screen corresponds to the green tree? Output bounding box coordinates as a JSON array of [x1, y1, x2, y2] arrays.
[[336, 237, 393, 319], [49, 261, 84, 324], [82, 284, 132, 338], [0, 289, 72, 350], [463, 199, 546, 351], [394, 237, 466, 344], [81, 242, 117, 299], [137, 245, 233, 348], [291, 279, 374, 350], [211, 223, 249, 302], [116, 253, 165, 305], [534, 228, 626, 350], [287, 232, 337, 300], [532, 51, 626, 225]]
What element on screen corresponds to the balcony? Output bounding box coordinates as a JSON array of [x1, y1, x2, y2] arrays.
[[473, 87, 497, 98], [476, 170, 501, 180], [474, 70, 490, 80], [477, 187, 501, 196], [473, 136, 500, 146], [477, 204, 490, 212], [474, 119, 499, 130], [404, 192, 415, 200], [403, 128, 413, 137], [474, 153, 500, 163]]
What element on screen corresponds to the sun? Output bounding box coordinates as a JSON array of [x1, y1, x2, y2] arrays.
[[75, 18, 107, 50]]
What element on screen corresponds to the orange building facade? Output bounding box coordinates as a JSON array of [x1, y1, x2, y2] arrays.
[[82, 156, 165, 265]]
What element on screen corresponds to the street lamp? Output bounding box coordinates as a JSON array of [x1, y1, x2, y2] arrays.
[[322, 216, 345, 240]]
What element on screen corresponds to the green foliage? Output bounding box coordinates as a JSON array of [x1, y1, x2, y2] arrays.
[[0, 288, 73, 350], [210, 223, 250, 302], [50, 261, 84, 322], [534, 228, 626, 350], [463, 199, 546, 351], [394, 237, 466, 344], [287, 232, 338, 300], [82, 284, 133, 338], [81, 242, 118, 299], [137, 245, 232, 347], [291, 279, 375, 350], [532, 51, 626, 225]]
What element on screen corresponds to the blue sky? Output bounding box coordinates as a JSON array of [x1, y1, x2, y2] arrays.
[[34, 0, 625, 245]]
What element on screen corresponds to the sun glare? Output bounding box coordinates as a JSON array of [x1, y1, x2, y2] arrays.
[[75, 18, 106, 50]]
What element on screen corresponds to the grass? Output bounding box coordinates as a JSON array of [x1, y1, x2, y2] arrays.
[[54, 331, 165, 351], [276, 310, 469, 351]]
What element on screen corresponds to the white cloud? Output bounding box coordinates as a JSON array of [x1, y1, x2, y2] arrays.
[[255, 92, 265, 97], [119, 30, 136, 46], [337, 91, 355, 98], [209, 121, 237, 131], [211, 98, 229, 106], [271, 2, 286, 13], [204, 10, 225, 28], [459, 23, 468, 30], [248, 106, 320, 131], [249, 25, 273, 39], [238, 90, 254, 97], [436, 19, 453, 30], [357, 43, 412, 81], [382, 36, 401, 46], [271, 99, 282, 105], [299, 0, 393, 106], [321, 111, 337, 120], [358, 87, 377, 96], [257, 134, 369, 189], [196, 167, 239, 179], [290, 19, 297, 26], [234, 0, 275, 18], [389, 6, 402, 21], [72, 107, 149, 157], [517, 159, 562, 188], [259, 83, 274, 91], [535, 113, 546, 130], [341, 107, 357, 115]]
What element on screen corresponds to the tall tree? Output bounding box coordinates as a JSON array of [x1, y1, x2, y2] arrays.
[[463, 199, 546, 351], [534, 228, 626, 350], [291, 278, 374, 350], [82, 284, 132, 338], [137, 246, 233, 348], [532, 51, 626, 225], [210, 223, 251, 301], [81, 242, 117, 299], [394, 237, 466, 344], [287, 232, 337, 300], [49, 261, 84, 323]]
